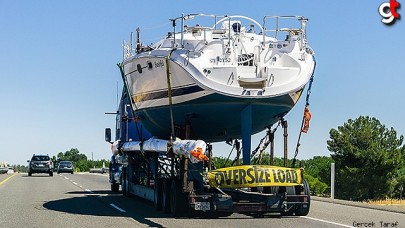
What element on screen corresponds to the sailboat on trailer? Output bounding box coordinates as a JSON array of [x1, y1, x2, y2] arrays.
[[121, 14, 316, 143]]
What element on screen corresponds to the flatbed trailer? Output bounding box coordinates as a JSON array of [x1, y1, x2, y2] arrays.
[[105, 92, 310, 217]]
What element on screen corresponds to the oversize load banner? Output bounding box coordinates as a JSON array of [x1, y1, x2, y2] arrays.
[[208, 165, 303, 188]]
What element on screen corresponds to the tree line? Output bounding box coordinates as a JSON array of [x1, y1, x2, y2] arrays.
[[51, 148, 109, 172]]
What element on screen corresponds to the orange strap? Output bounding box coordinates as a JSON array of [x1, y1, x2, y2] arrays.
[[301, 106, 312, 133]]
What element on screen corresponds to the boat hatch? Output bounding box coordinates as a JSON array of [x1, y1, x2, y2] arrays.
[[238, 78, 267, 89]]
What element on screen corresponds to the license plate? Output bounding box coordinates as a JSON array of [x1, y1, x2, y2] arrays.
[[37, 164, 44, 167], [194, 202, 210, 211]]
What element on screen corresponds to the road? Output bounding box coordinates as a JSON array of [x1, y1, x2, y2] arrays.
[[1, 173, 404, 228]]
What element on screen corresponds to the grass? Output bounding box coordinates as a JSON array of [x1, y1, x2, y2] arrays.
[[366, 198, 405, 205]]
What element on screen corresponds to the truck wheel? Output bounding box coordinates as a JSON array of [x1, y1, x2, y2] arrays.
[[111, 183, 119, 192], [154, 178, 163, 211], [280, 186, 295, 216], [49, 172, 53, 177], [295, 180, 311, 216], [170, 179, 186, 217], [28, 172, 32, 177], [122, 167, 127, 196], [162, 179, 171, 213]]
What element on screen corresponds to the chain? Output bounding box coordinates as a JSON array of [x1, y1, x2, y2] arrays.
[[292, 60, 316, 167]]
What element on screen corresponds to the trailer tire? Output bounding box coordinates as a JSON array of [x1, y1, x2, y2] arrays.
[[295, 179, 311, 216], [154, 178, 163, 211], [162, 178, 171, 213], [170, 179, 187, 217]]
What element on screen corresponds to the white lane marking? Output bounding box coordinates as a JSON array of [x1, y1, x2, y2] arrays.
[[72, 182, 78, 185], [303, 216, 352, 228], [110, 203, 126, 213], [64, 177, 69, 180]]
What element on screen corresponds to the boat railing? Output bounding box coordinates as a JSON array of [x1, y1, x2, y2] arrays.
[[262, 15, 308, 50], [122, 14, 309, 60], [173, 13, 228, 49]]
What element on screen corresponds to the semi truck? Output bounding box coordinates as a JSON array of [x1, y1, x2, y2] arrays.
[[104, 90, 310, 217]]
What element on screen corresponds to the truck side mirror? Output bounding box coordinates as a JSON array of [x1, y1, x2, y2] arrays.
[[105, 128, 112, 143]]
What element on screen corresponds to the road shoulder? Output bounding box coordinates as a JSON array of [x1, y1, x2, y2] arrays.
[[312, 196, 405, 214]]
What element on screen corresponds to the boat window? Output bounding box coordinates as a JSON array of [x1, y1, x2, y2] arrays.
[[137, 64, 142, 74]]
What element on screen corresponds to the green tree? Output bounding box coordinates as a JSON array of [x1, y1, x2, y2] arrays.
[[394, 167, 405, 198], [52, 148, 89, 171], [327, 116, 405, 200], [57, 148, 87, 162], [304, 173, 329, 196], [304, 156, 334, 186], [11, 164, 28, 173], [211, 156, 229, 169], [75, 159, 92, 172]]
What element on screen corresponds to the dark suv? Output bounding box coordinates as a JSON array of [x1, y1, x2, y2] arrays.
[[27, 155, 53, 176]]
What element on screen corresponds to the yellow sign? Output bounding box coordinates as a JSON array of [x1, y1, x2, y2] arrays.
[[208, 165, 303, 188]]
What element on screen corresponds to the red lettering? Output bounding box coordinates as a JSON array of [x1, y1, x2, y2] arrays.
[[390, 0, 400, 18]]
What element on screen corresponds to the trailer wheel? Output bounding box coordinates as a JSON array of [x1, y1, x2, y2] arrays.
[[154, 178, 163, 211], [295, 179, 311, 216], [170, 179, 187, 217], [162, 178, 171, 213]]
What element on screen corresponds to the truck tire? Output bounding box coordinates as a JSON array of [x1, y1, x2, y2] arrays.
[[280, 186, 295, 216], [169, 179, 186, 217], [154, 178, 163, 211], [111, 183, 119, 192], [49, 172, 53, 177], [295, 180, 311, 216], [28, 172, 32, 177], [122, 166, 127, 196], [162, 178, 171, 213]]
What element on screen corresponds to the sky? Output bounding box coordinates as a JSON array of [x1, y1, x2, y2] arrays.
[[1, 0, 404, 165]]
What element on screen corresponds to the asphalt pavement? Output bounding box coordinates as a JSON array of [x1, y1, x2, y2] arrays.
[[1, 173, 405, 228]]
